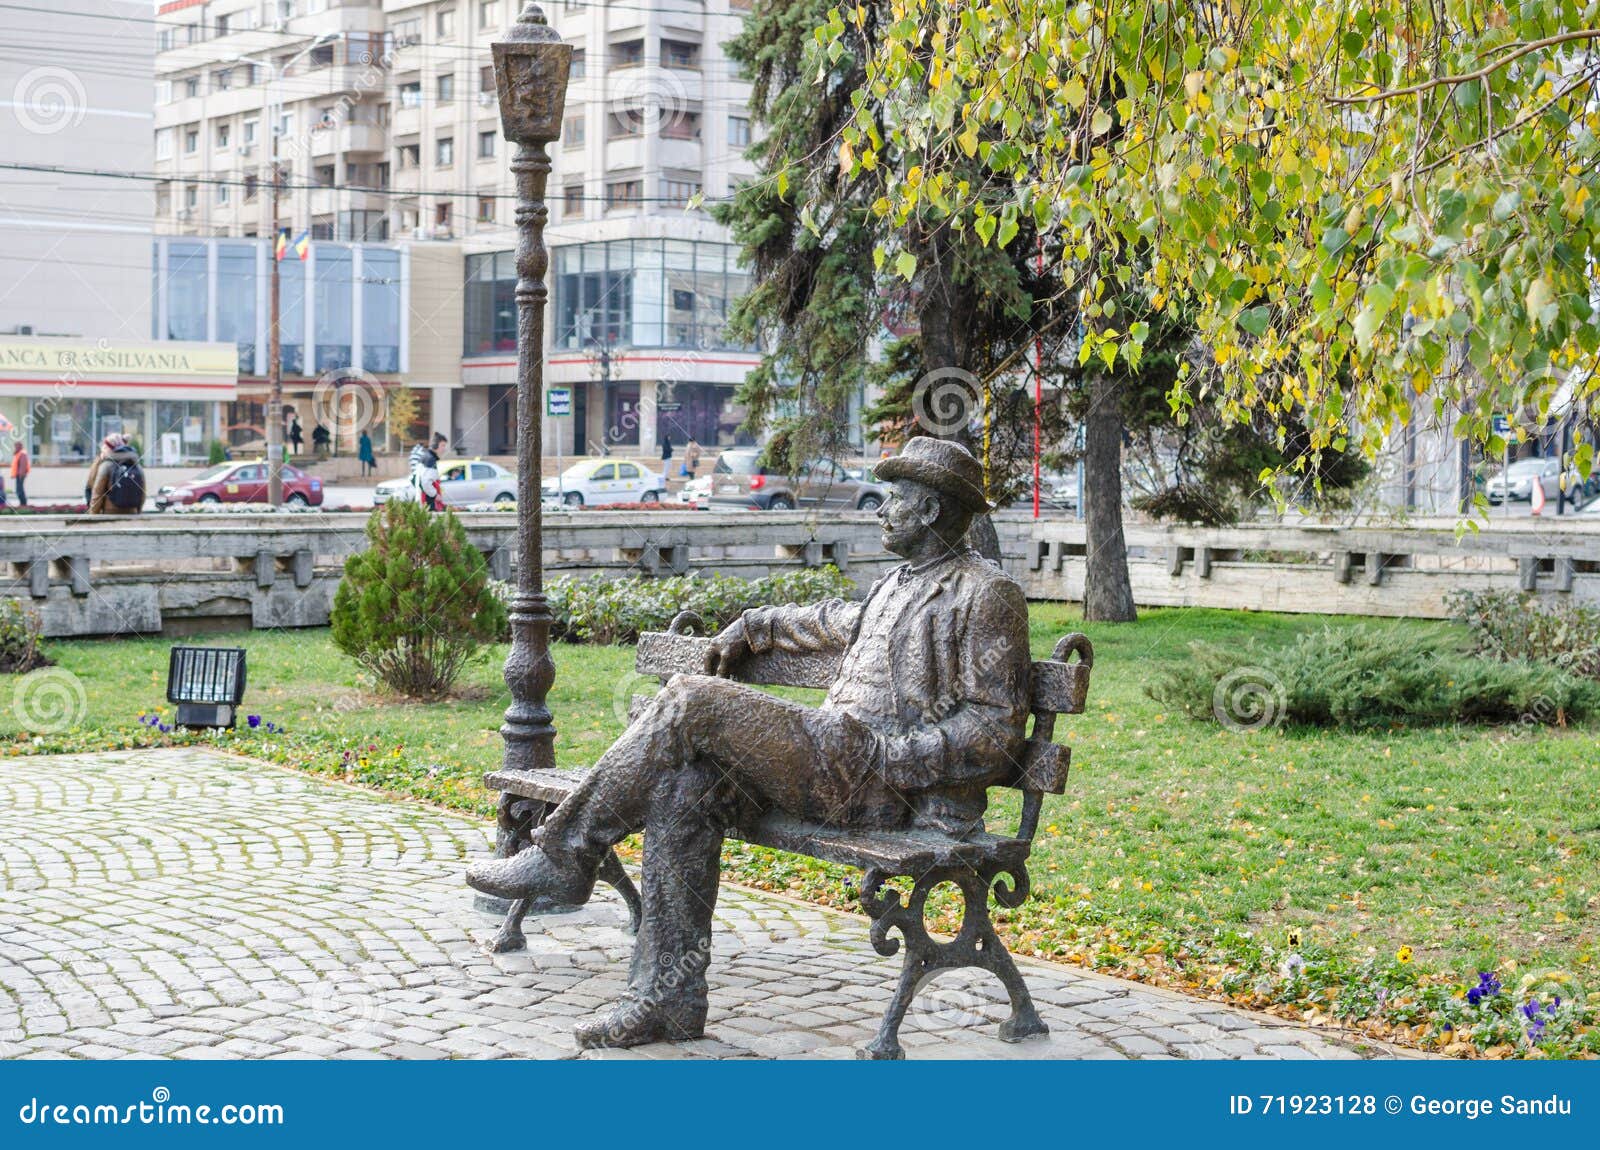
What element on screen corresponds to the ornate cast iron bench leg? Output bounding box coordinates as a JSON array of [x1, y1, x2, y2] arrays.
[[857, 864, 1047, 1059], [483, 794, 643, 954]]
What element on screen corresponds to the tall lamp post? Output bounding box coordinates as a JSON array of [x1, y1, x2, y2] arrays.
[[493, 4, 571, 780]]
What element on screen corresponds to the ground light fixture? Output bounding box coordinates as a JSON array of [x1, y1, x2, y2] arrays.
[[167, 646, 248, 729]]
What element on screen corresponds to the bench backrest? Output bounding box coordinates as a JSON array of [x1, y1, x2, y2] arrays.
[[634, 611, 1093, 798]]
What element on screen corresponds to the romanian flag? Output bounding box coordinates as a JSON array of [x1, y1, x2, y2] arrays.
[[274, 227, 289, 261], [292, 230, 311, 260]]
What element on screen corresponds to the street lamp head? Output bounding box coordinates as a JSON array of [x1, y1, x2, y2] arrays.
[[492, 2, 572, 145]]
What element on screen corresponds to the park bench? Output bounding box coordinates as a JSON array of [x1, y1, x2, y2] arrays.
[[482, 610, 1093, 1059]]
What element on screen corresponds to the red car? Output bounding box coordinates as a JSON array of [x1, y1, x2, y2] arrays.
[[155, 460, 325, 509]]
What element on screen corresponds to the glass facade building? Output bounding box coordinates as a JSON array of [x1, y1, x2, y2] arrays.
[[153, 238, 405, 380], [463, 240, 755, 357]]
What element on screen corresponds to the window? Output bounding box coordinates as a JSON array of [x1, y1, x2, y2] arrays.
[[618, 463, 640, 479], [593, 464, 616, 481], [661, 110, 700, 141], [155, 128, 172, 160], [277, 110, 294, 138], [478, 130, 496, 159], [156, 80, 172, 104], [314, 164, 336, 187], [316, 106, 337, 130], [243, 118, 258, 144], [216, 181, 229, 205], [470, 463, 495, 480], [479, 65, 495, 94], [436, 136, 454, 166], [437, 73, 455, 102], [184, 184, 198, 208], [184, 127, 198, 154], [213, 68, 232, 91], [247, 63, 265, 85], [215, 12, 231, 35], [399, 80, 422, 108], [728, 115, 751, 148], [392, 18, 421, 46], [244, 173, 259, 200], [478, 1, 499, 28], [398, 142, 420, 167], [569, 49, 586, 80], [477, 196, 495, 222], [611, 40, 643, 68], [563, 184, 584, 216], [437, 8, 455, 39], [606, 180, 642, 210], [673, 289, 695, 311], [215, 123, 230, 149], [184, 76, 199, 98], [309, 43, 335, 68], [435, 202, 453, 229], [662, 40, 700, 69], [158, 27, 177, 51], [563, 113, 584, 145], [608, 109, 643, 139], [662, 178, 701, 207]]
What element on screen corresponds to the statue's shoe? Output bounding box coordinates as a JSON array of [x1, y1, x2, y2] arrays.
[[574, 994, 708, 1050], [465, 845, 595, 906]]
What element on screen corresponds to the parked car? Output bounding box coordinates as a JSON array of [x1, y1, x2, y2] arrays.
[[1485, 457, 1593, 504], [540, 458, 667, 507], [676, 473, 714, 506], [155, 460, 324, 509], [374, 459, 518, 507], [705, 450, 889, 511]]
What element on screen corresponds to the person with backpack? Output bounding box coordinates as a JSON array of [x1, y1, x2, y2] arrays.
[[88, 433, 145, 515], [408, 434, 444, 512]]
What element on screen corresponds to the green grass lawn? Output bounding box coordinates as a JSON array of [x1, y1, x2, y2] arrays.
[[5, 605, 1597, 1056]]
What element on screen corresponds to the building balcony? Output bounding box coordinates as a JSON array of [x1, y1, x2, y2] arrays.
[[657, 134, 702, 171], [604, 135, 646, 172], [310, 122, 387, 158]]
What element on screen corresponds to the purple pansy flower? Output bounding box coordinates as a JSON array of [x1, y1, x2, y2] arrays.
[[247, 715, 261, 729]]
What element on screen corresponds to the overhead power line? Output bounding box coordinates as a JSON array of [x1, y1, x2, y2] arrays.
[[0, 159, 739, 205]]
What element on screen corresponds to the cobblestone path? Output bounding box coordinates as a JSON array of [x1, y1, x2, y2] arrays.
[[0, 750, 1407, 1060]]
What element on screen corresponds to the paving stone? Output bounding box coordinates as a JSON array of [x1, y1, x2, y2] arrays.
[[0, 749, 1409, 1062]]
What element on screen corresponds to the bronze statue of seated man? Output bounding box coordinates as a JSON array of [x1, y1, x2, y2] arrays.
[[466, 437, 1033, 1049]]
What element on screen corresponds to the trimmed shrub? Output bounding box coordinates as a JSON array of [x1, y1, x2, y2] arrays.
[[1147, 624, 1599, 730], [499, 565, 856, 645], [0, 599, 47, 673], [1447, 589, 1600, 680], [332, 501, 507, 697]]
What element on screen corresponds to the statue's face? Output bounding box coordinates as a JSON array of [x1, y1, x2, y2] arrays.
[[879, 479, 941, 556]]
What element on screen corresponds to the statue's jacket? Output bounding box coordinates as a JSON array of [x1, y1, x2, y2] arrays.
[[740, 548, 1033, 835]]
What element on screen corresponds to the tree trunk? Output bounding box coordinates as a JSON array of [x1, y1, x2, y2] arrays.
[[1082, 369, 1137, 622]]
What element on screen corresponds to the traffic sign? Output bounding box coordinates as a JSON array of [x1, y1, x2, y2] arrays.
[[546, 387, 572, 417], [656, 402, 682, 413]]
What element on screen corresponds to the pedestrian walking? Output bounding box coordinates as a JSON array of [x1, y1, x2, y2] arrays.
[[87, 433, 145, 515], [289, 417, 304, 456], [409, 435, 443, 512], [358, 429, 376, 477], [660, 433, 673, 466], [10, 440, 29, 506]]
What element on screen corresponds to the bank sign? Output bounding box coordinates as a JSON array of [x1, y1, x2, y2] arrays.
[[0, 337, 239, 399]]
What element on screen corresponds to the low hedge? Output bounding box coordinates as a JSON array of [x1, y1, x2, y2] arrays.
[[1148, 624, 1600, 730], [497, 566, 856, 645]]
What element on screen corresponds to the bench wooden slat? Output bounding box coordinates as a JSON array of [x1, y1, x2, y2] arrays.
[[637, 629, 1091, 716], [634, 631, 840, 690], [1029, 660, 1091, 715], [486, 767, 1030, 877]]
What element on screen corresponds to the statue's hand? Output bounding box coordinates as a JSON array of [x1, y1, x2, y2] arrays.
[[703, 617, 749, 678]]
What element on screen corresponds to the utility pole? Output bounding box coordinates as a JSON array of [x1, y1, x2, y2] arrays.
[[267, 147, 283, 505], [230, 33, 341, 505]]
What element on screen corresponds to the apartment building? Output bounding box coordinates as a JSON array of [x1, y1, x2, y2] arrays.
[[1, 0, 236, 467], [152, 0, 761, 458]]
